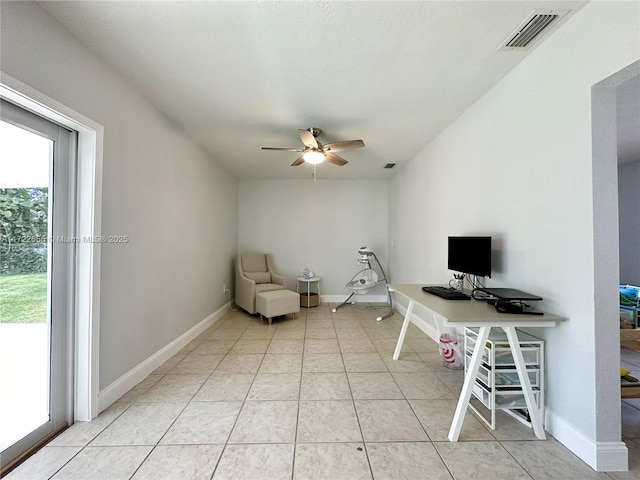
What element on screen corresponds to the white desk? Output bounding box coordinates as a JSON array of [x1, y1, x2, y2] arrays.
[[389, 284, 563, 442]]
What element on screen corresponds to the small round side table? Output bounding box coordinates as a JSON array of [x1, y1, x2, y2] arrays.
[[296, 276, 321, 308]]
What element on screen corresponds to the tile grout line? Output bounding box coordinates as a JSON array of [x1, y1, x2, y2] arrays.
[[338, 303, 376, 480], [134, 318, 243, 479], [43, 378, 161, 479], [367, 304, 457, 480], [205, 314, 264, 480], [290, 309, 308, 480]]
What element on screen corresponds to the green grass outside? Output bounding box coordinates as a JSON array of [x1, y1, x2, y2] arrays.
[[0, 273, 47, 323]]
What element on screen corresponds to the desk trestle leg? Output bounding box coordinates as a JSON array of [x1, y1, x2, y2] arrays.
[[448, 326, 491, 442], [393, 299, 414, 360]]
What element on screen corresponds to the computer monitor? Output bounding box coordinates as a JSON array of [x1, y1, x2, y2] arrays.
[[448, 236, 492, 278]]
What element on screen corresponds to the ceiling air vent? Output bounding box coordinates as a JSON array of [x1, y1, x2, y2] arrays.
[[384, 163, 396, 169], [499, 9, 569, 50]]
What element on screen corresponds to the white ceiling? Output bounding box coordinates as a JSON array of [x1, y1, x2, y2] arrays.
[[40, 1, 599, 179]]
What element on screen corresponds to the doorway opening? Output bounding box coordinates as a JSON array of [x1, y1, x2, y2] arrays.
[[591, 59, 640, 472]]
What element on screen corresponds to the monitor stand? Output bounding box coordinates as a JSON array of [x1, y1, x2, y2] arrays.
[[494, 299, 544, 315], [474, 288, 544, 315], [474, 287, 543, 301]]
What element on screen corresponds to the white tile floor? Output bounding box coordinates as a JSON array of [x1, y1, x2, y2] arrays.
[[5, 303, 639, 479]]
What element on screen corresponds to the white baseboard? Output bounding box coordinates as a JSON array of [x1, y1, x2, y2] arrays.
[[545, 408, 628, 471], [595, 442, 629, 472], [97, 302, 230, 413]]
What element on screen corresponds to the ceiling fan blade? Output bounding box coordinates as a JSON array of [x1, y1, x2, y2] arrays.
[[291, 156, 305, 166], [323, 139, 365, 153], [325, 152, 348, 166], [298, 129, 318, 148], [262, 147, 304, 152]]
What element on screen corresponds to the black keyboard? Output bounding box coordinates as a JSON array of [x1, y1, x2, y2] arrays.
[[422, 286, 470, 300]]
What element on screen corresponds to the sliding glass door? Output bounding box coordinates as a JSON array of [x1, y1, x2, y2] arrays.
[[0, 99, 75, 471]]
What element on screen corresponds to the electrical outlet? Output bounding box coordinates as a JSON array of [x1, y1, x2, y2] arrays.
[[222, 284, 226, 294]]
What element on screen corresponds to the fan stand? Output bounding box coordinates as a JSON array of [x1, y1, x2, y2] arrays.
[[332, 250, 394, 322]]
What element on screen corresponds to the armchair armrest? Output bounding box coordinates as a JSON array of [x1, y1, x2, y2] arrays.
[[235, 255, 257, 313], [271, 271, 288, 290], [266, 254, 288, 290]]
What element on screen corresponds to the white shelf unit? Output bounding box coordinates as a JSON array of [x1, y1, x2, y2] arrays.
[[464, 327, 544, 430]]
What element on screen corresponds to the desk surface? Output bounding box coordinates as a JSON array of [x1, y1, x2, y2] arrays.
[[388, 284, 564, 327]]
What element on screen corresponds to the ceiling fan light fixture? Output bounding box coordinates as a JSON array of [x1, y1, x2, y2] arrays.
[[303, 150, 325, 164], [262, 128, 363, 168]]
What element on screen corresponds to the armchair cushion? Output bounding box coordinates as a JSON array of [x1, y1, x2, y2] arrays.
[[256, 283, 285, 294], [242, 254, 268, 272], [245, 271, 271, 284]]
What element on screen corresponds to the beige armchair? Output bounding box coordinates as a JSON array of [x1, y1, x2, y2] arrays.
[[235, 253, 287, 314]]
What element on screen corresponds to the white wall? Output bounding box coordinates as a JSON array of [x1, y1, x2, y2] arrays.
[[389, 1, 638, 470], [619, 161, 640, 286], [1, 2, 238, 390], [238, 179, 388, 301]]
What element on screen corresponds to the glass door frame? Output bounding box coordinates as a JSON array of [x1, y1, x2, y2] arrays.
[[0, 99, 75, 469], [0, 73, 104, 475]]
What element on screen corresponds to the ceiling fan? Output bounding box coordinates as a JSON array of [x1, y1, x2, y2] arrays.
[[262, 128, 364, 166]]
